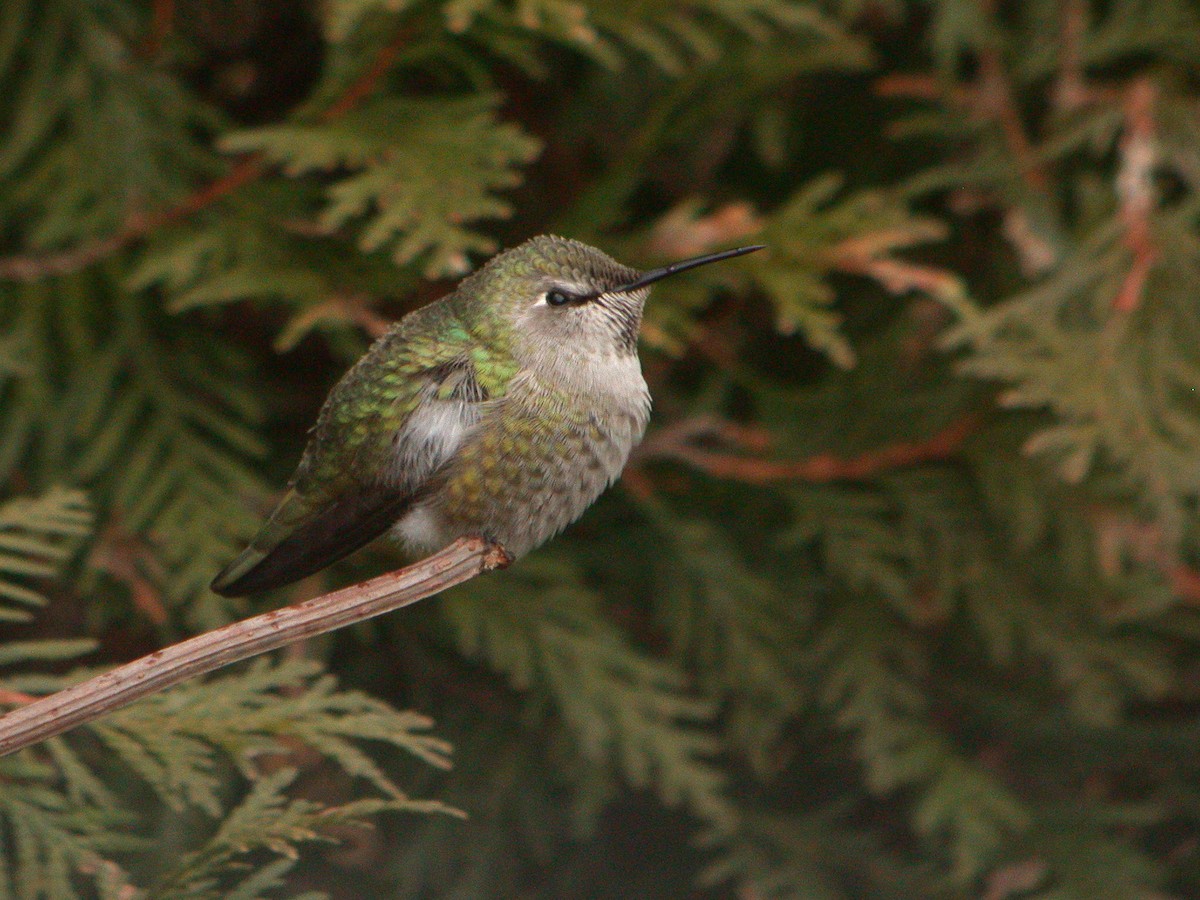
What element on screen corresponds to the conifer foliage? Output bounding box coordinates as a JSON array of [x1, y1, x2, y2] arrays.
[[2, 0, 1200, 896]]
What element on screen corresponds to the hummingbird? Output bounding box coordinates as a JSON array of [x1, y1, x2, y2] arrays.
[[211, 235, 763, 596]]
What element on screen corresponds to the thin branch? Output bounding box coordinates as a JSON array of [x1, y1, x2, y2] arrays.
[[91, 515, 170, 625], [630, 414, 980, 486], [0, 156, 269, 282], [319, 27, 412, 122], [0, 24, 413, 283], [1113, 77, 1158, 314], [0, 536, 511, 756], [976, 45, 1049, 191], [1053, 0, 1089, 112], [875, 8, 1049, 192], [0, 232, 132, 282], [141, 0, 175, 58]]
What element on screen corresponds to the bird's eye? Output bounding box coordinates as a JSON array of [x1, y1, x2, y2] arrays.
[[545, 290, 572, 306]]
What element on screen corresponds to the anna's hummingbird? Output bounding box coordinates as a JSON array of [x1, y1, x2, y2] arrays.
[[211, 235, 763, 596]]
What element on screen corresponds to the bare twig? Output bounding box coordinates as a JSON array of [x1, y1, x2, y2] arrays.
[[141, 0, 175, 58], [976, 45, 1049, 191], [875, 3, 1048, 192], [319, 27, 412, 122], [90, 517, 169, 625], [0, 536, 511, 756], [0, 232, 135, 282], [1113, 77, 1158, 314], [1053, 0, 1089, 112], [631, 413, 980, 486]]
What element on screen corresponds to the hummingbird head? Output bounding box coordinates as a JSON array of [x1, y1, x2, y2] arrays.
[[456, 235, 763, 360]]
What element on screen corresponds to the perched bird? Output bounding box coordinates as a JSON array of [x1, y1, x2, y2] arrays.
[[211, 235, 763, 596]]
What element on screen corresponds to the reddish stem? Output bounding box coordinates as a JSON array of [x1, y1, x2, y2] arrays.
[[637, 413, 980, 486], [142, 0, 175, 58], [1112, 78, 1158, 314]]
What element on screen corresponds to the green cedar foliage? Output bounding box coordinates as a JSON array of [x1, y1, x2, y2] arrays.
[[1, 0, 1200, 896]]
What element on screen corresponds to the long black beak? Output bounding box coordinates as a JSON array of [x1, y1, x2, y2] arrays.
[[611, 245, 765, 294]]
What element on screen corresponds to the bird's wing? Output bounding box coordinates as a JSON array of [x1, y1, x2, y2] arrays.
[[211, 311, 507, 596]]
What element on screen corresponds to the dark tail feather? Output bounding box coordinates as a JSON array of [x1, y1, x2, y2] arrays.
[[211, 489, 413, 596]]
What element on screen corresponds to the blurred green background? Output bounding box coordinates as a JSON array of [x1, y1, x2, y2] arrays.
[[2, 0, 1200, 897]]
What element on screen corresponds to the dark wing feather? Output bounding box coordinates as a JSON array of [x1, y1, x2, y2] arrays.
[[210, 487, 412, 596]]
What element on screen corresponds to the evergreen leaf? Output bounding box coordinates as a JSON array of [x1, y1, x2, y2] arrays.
[[0, 487, 92, 617], [222, 95, 541, 277]]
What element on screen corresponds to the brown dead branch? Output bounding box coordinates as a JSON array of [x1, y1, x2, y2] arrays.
[[0, 537, 511, 756]]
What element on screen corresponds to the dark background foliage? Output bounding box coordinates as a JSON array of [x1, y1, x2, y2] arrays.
[[2, 0, 1200, 897]]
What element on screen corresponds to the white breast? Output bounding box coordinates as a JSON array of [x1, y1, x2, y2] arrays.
[[389, 398, 480, 488]]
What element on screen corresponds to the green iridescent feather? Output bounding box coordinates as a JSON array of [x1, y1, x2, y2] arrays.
[[211, 299, 516, 594]]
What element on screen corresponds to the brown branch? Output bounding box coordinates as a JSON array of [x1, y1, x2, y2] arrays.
[[976, 45, 1049, 191], [319, 27, 412, 122], [141, 0, 175, 58], [875, 73, 971, 106], [876, 0, 1049, 193], [0, 537, 511, 756], [0, 155, 271, 282], [1113, 78, 1158, 314], [876, 61, 1048, 191], [1053, 0, 1089, 112], [632, 414, 980, 486], [90, 516, 170, 625], [0, 233, 131, 282], [0, 24, 414, 283]]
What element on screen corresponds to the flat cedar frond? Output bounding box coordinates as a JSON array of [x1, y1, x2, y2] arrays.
[[147, 767, 440, 900], [811, 594, 1029, 882], [332, 0, 859, 74], [637, 501, 803, 768], [442, 553, 734, 836], [222, 95, 541, 278], [578, 0, 855, 74], [945, 214, 1200, 541], [90, 658, 455, 814], [537, 612, 733, 835], [0, 0, 218, 249], [0, 656, 455, 898], [3, 0, 1200, 895], [129, 214, 334, 314], [1019, 804, 1170, 900], [1, 273, 269, 626], [743, 176, 958, 369], [0, 752, 142, 900], [710, 806, 942, 899], [0, 487, 91, 620], [786, 471, 1171, 723], [129, 206, 419, 355], [634, 178, 954, 366]]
